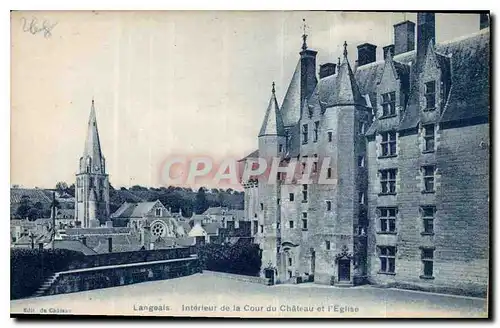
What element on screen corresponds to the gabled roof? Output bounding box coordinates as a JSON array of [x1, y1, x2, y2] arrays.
[[188, 223, 207, 237], [45, 240, 97, 255], [110, 200, 170, 219], [258, 85, 285, 137], [238, 149, 259, 162], [203, 222, 222, 235]]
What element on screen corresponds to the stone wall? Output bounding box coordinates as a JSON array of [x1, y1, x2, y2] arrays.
[[367, 122, 489, 295], [46, 256, 201, 296]]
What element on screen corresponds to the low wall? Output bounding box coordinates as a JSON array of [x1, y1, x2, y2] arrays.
[[45, 256, 201, 296], [67, 247, 194, 270], [203, 270, 270, 285]]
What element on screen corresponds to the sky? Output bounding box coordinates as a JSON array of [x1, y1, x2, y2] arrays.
[[10, 11, 482, 189]]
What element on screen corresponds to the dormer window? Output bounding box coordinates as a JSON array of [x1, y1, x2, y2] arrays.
[[424, 81, 436, 110], [381, 91, 396, 117]]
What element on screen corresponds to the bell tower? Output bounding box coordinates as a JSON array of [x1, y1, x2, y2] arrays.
[[74, 99, 110, 228]]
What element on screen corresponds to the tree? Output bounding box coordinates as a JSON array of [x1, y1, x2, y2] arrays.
[[66, 184, 75, 197], [194, 187, 209, 214], [55, 182, 68, 194], [16, 195, 31, 219]]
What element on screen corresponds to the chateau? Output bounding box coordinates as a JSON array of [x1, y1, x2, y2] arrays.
[[242, 13, 490, 293]]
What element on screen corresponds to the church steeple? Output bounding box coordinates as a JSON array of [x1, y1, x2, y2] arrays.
[[75, 98, 110, 228], [80, 99, 105, 174]]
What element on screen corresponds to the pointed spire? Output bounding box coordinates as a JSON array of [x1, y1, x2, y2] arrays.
[[259, 82, 285, 137], [82, 98, 105, 173], [301, 18, 308, 51]]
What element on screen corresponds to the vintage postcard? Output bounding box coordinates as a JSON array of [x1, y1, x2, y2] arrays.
[[10, 10, 490, 318]]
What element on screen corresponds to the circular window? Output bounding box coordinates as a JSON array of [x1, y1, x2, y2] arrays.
[[151, 222, 166, 237]]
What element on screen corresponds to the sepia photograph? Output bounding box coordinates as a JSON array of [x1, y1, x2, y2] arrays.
[[9, 10, 490, 318]]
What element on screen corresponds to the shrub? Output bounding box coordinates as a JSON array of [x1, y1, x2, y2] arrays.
[[10, 248, 85, 299], [197, 243, 261, 276]]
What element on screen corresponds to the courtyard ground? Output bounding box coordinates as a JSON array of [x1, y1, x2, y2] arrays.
[[10, 273, 488, 318]]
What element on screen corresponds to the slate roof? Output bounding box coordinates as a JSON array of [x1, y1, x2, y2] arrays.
[[203, 222, 222, 235], [82, 100, 104, 171], [175, 236, 196, 247], [281, 60, 302, 127], [238, 149, 259, 162], [65, 227, 131, 236], [359, 28, 489, 135], [258, 87, 285, 137], [111, 200, 170, 219], [44, 240, 98, 255], [10, 188, 51, 204]]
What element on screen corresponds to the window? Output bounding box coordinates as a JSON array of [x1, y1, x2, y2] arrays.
[[279, 144, 283, 152], [302, 184, 308, 202], [260, 203, 264, 211], [327, 131, 333, 142], [327, 168, 332, 178], [325, 240, 331, 250], [380, 169, 397, 194], [313, 161, 318, 173], [380, 131, 397, 157], [359, 121, 366, 134], [313, 121, 319, 142], [358, 156, 365, 167], [289, 220, 294, 229], [359, 192, 365, 205], [302, 219, 308, 230], [379, 207, 397, 233], [421, 248, 434, 278], [422, 165, 435, 193], [421, 206, 435, 234], [424, 81, 436, 110], [253, 221, 258, 235], [289, 193, 294, 202], [423, 124, 435, 152], [277, 222, 281, 230], [326, 200, 332, 211], [155, 208, 162, 216], [379, 246, 396, 273], [254, 213, 257, 218], [302, 124, 309, 144], [381, 91, 396, 117], [260, 225, 264, 233], [288, 257, 293, 266]]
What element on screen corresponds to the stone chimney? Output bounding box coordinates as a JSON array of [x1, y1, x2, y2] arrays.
[[383, 44, 395, 59], [300, 32, 318, 113], [319, 63, 336, 79], [107, 237, 113, 253], [393, 20, 415, 55], [416, 13, 435, 65], [480, 13, 489, 30], [81, 236, 87, 246], [356, 43, 377, 66]]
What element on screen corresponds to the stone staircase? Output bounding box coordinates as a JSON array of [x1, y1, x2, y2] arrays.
[[33, 273, 60, 297]]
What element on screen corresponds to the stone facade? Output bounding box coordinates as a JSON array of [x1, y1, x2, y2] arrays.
[[242, 13, 489, 294]]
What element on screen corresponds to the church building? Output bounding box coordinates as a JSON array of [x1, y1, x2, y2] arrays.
[[74, 100, 111, 228]]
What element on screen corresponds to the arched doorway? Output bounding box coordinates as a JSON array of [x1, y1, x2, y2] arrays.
[[335, 245, 353, 283]]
